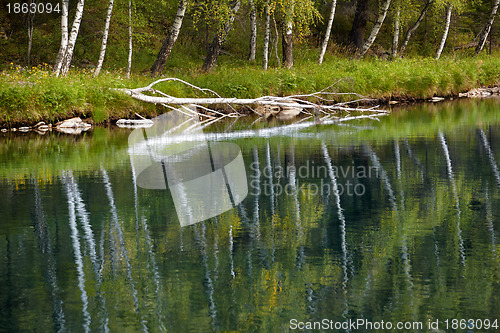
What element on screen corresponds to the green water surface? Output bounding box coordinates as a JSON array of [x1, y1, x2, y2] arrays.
[[1, 99, 500, 332]]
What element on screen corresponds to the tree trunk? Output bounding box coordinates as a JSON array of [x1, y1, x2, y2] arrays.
[[202, 0, 240, 72], [262, 1, 271, 70], [26, 1, 35, 68], [349, 0, 370, 49], [59, 0, 86, 76], [399, 0, 433, 57], [150, 0, 186, 76], [435, 5, 452, 60], [475, 0, 500, 55], [127, 0, 132, 78], [273, 15, 281, 67], [282, 5, 294, 69], [248, 0, 257, 61], [94, 0, 115, 77], [54, 0, 69, 75], [318, 0, 337, 64], [355, 0, 392, 58], [392, 6, 400, 58]]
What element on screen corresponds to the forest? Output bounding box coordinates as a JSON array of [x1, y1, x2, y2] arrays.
[[1, 0, 499, 74]]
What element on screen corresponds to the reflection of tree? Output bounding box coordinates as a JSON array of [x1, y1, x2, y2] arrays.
[[31, 180, 66, 332], [438, 131, 466, 266]]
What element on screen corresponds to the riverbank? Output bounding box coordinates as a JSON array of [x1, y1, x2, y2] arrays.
[[1, 53, 499, 128]]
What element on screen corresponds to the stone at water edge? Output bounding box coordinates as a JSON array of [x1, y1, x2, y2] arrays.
[[1, 129, 7, 133], [34, 121, 46, 128], [19, 127, 30, 132], [55, 117, 92, 129]]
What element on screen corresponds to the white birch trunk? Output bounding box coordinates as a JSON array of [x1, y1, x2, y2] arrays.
[[399, 0, 433, 57], [248, 0, 257, 61], [355, 0, 392, 58], [60, 0, 86, 76], [94, 0, 115, 77], [475, 0, 500, 54], [262, 1, 271, 70], [435, 5, 452, 60], [391, 6, 400, 58], [127, 0, 132, 78], [150, 0, 186, 76], [54, 0, 69, 76], [318, 0, 337, 64]]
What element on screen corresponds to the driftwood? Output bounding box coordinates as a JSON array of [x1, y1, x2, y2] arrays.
[[117, 78, 389, 122]]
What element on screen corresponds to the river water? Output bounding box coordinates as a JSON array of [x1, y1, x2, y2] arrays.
[[1, 99, 499, 332]]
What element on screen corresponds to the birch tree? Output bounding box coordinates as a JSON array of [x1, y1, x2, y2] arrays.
[[399, 0, 434, 57], [94, 0, 115, 77], [392, 4, 401, 58], [475, 0, 500, 54], [355, 0, 392, 58], [127, 0, 132, 78], [58, 0, 86, 76], [435, 4, 452, 59], [150, 0, 187, 77], [53, 0, 69, 75], [318, 0, 337, 64], [248, 0, 257, 61], [263, 0, 271, 70]]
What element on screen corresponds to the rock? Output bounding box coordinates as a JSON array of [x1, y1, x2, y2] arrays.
[[55, 117, 91, 134], [37, 125, 49, 131], [1, 129, 7, 133], [430, 97, 445, 102], [56, 117, 91, 130], [389, 100, 398, 105], [34, 121, 46, 128], [459, 87, 500, 98], [19, 127, 30, 132], [11, 128, 17, 132]]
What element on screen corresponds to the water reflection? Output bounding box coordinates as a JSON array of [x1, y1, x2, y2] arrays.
[[1, 100, 500, 331]]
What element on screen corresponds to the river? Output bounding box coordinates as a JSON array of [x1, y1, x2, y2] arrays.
[[1, 98, 499, 332]]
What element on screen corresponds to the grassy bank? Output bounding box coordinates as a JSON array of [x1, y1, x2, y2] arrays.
[[1, 51, 499, 127]]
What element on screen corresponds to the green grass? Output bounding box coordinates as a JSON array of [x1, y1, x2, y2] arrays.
[[1, 50, 499, 127]]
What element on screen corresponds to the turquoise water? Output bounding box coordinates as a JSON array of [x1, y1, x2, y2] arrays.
[[1, 99, 500, 332]]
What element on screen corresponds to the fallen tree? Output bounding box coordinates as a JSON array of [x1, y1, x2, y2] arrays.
[[117, 78, 389, 123]]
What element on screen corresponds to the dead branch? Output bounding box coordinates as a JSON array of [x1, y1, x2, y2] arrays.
[[116, 78, 389, 121]]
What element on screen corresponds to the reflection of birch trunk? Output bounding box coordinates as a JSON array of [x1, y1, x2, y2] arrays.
[[101, 168, 140, 310], [321, 143, 349, 291], [403, 140, 425, 181], [32, 182, 66, 332], [364, 145, 397, 211], [195, 224, 218, 330], [484, 187, 497, 256], [438, 131, 466, 265], [288, 145, 305, 268], [394, 141, 405, 210], [62, 172, 91, 332], [266, 142, 276, 263], [478, 128, 500, 188], [129, 157, 164, 330]]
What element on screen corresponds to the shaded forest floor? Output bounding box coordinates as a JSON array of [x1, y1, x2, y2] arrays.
[[1, 51, 500, 128]]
